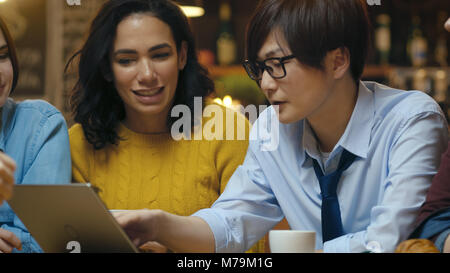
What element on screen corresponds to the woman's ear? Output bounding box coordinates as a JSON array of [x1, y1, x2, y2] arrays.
[[178, 41, 188, 70]]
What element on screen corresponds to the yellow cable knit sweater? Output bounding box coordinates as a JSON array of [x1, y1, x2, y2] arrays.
[[69, 105, 265, 252]]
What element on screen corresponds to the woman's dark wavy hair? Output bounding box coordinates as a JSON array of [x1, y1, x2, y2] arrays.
[[246, 0, 371, 84], [0, 15, 19, 94], [67, 0, 214, 149]]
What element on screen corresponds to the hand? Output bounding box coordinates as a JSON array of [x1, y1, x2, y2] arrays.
[[445, 18, 450, 32], [115, 209, 215, 253], [139, 241, 171, 253], [0, 152, 16, 205], [444, 234, 450, 253], [395, 239, 439, 253], [0, 228, 22, 253], [113, 209, 163, 248]]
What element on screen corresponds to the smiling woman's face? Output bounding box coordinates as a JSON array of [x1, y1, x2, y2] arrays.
[[110, 13, 187, 128], [0, 30, 13, 108]]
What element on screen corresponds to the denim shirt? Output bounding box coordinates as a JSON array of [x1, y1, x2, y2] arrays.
[[0, 98, 71, 253]]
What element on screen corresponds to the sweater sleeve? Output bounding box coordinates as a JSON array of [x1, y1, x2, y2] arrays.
[[69, 124, 92, 183]]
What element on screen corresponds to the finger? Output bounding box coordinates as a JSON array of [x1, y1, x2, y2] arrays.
[[132, 238, 142, 247], [0, 153, 16, 171], [139, 241, 168, 253], [0, 165, 15, 186], [112, 210, 135, 220], [446, 18, 450, 32], [0, 229, 22, 251], [0, 239, 14, 253], [113, 211, 140, 228], [0, 183, 13, 201], [111, 211, 128, 219], [112, 212, 130, 227]]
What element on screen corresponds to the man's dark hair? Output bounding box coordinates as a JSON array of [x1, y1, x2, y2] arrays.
[[246, 0, 371, 83]]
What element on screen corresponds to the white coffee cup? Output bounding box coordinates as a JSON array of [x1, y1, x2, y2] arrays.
[[269, 230, 316, 253]]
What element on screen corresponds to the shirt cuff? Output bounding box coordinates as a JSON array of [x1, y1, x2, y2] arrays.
[[323, 235, 350, 253], [192, 208, 229, 253], [434, 229, 450, 252]]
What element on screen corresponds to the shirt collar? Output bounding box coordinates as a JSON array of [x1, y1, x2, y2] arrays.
[[301, 81, 374, 162]]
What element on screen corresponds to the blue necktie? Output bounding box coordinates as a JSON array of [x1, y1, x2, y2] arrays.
[[311, 149, 357, 243]]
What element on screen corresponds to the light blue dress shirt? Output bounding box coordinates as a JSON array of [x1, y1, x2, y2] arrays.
[[193, 81, 449, 253], [0, 98, 71, 253]]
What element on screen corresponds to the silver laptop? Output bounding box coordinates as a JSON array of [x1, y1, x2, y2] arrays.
[[8, 184, 139, 253]]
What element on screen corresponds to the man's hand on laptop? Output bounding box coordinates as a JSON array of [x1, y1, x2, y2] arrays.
[[0, 228, 22, 253], [139, 241, 171, 253], [113, 209, 161, 248], [0, 152, 16, 205]]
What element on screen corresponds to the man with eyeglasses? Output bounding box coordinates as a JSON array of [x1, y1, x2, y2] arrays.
[[113, 0, 448, 253], [243, 55, 295, 82]]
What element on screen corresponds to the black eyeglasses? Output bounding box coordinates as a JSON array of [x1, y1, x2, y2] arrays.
[[243, 55, 295, 81]]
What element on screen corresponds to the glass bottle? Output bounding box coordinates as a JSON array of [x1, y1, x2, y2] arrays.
[[434, 70, 448, 103], [375, 14, 391, 65], [434, 11, 448, 67], [434, 70, 449, 122], [407, 16, 428, 67], [216, 1, 236, 66]]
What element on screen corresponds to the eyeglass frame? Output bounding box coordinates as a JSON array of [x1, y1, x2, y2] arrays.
[[242, 54, 296, 81]]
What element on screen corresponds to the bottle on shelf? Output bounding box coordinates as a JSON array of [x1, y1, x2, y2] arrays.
[[216, 1, 237, 66], [433, 70, 449, 122], [412, 68, 431, 93], [407, 16, 428, 67], [375, 14, 391, 65], [434, 70, 448, 102], [434, 11, 448, 67]]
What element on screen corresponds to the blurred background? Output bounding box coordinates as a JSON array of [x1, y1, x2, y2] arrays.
[[0, 0, 449, 125]]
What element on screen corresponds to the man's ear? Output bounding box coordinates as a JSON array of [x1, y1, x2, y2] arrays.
[[330, 47, 351, 80], [178, 41, 188, 70]]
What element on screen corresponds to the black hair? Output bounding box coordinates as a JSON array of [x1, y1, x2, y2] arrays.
[[67, 0, 214, 149], [246, 0, 371, 83]]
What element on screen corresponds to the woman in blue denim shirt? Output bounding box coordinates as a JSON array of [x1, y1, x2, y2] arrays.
[[0, 16, 71, 253]]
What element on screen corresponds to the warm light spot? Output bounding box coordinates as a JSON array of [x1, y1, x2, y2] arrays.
[[223, 95, 233, 108], [179, 6, 205, 18], [213, 98, 223, 105]]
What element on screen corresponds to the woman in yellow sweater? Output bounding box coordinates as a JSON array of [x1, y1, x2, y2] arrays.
[[67, 0, 263, 252]]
